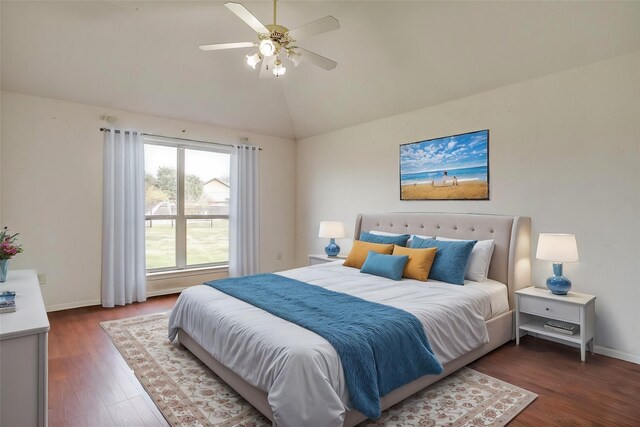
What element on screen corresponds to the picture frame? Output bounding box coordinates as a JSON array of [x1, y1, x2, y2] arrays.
[[400, 129, 489, 200]]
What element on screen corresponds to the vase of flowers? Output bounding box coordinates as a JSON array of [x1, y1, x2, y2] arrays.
[[0, 227, 23, 282]]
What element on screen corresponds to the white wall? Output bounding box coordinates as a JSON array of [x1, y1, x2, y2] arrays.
[[297, 51, 640, 362], [0, 91, 297, 310]]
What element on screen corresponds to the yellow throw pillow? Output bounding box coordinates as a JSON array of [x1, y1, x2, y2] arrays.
[[343, 241, 395, 269], [392, 246, 437, 281]]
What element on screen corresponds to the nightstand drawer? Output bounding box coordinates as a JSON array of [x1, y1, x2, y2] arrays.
[[519, 297, 580, 323]]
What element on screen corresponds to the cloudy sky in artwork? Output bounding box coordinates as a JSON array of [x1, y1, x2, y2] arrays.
[[400, 130, 488, 174]]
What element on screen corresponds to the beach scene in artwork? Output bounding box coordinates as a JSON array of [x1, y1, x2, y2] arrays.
[[400, 130, 489, 200]]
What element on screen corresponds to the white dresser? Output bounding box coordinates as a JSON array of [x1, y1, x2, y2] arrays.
[[0, 269, 49, 427]]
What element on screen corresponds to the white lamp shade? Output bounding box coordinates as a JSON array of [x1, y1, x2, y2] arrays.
[[289, 51, 302, 66], [319, 221, 346, 239], [246, 53, 261, 69], [273, 62, 286, 76], [536, 233, 579, 262]]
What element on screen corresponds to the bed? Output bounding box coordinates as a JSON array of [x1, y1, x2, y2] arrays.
[[169, 212, 531, 427]]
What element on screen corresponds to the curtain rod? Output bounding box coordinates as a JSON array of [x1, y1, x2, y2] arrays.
[[99, 128, 262, 150]]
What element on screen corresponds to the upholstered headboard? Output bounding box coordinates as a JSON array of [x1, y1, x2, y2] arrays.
[[354, 213, 531, 309]]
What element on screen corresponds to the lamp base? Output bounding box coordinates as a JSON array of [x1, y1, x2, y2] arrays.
[[325, 238, 341, 257], [546, 263, 571, 295]]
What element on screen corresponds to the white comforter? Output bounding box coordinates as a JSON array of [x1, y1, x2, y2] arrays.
[[168, 262, 503, 427]]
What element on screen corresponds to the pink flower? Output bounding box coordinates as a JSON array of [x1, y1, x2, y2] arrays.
[[0, 227, 23, 260]]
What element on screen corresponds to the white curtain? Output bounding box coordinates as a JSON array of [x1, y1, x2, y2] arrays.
[[229, 144, 260, 277], [101, 129, 146, 307]]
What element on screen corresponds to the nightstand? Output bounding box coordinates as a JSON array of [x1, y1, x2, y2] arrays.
[[308, 254, 346, 265], [515, 286, 596, 362]]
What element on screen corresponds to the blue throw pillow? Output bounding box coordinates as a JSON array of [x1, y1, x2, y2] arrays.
[[359, 231, 411, 247], [360, 251, 409, 281], [411, 236, 477, 285]]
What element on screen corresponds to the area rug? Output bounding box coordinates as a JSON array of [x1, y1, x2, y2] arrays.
[[101, 312, 536, 427]]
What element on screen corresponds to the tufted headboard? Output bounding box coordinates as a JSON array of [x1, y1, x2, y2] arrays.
[[354, 212, 531, 309]]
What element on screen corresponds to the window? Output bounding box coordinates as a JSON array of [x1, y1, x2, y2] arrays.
[[144, 137, 231, 272]]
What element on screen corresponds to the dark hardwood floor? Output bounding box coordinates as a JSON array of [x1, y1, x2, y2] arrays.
[[48, 295, 177, 427], [469, 337, 640, 426], [48, 295, 640, 426]]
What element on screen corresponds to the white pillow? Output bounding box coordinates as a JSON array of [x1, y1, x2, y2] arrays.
[[436, 237, 495, 282], [369, 230, 433, 246], [368, 230, 406, 237], [411, 233, 434, 240]]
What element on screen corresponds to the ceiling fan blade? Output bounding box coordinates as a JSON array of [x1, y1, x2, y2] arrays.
[[287, 16, 339, 41], [225, 2, 270, 34], [259, 56, 275, 79], [199, 42, 256, 51], [297, 48, 337, 71]]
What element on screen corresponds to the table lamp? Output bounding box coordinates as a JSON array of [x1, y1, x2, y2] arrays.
[[318, 221, 346, 257], [536, 233, 579, 295]]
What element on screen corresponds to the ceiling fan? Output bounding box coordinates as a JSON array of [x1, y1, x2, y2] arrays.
[[199, 0, 339, 78]]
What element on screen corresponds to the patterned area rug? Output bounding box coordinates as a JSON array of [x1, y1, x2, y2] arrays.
[[101, 312, 536, 427]]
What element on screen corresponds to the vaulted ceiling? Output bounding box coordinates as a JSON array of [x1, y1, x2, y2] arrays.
[[2, 1, 640, 139]]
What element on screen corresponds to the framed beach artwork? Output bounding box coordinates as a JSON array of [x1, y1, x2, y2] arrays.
[[400, 129, 489, 200]]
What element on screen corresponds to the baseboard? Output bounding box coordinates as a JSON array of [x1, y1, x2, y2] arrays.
[[46, 299, 101, 312], [594, 345, 640, 365], [145, 287, 187, 297], [45, 288, 184, 312], [524, 332, 640, 365]]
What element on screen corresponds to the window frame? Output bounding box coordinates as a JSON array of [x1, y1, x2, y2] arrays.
[[144, 136, 231, 273]]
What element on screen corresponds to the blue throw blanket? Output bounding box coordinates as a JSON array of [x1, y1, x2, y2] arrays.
[[205, 273, 443, 419]]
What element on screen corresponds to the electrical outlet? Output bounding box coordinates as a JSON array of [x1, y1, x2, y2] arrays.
[[38, 274, 46, 285], [277, 252, 283, 261]]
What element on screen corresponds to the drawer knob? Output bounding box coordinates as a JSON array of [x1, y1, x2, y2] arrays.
[[546, 307, 550, 311]]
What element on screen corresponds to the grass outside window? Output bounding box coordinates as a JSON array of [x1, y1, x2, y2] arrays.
[[145, 219, 229, 270]]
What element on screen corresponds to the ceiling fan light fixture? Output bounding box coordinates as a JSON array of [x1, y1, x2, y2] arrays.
[[259, 39, 277, 57], [273, 59, 286, 76], [246, 53, 262, 69], [198, 0, 339, 79]]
